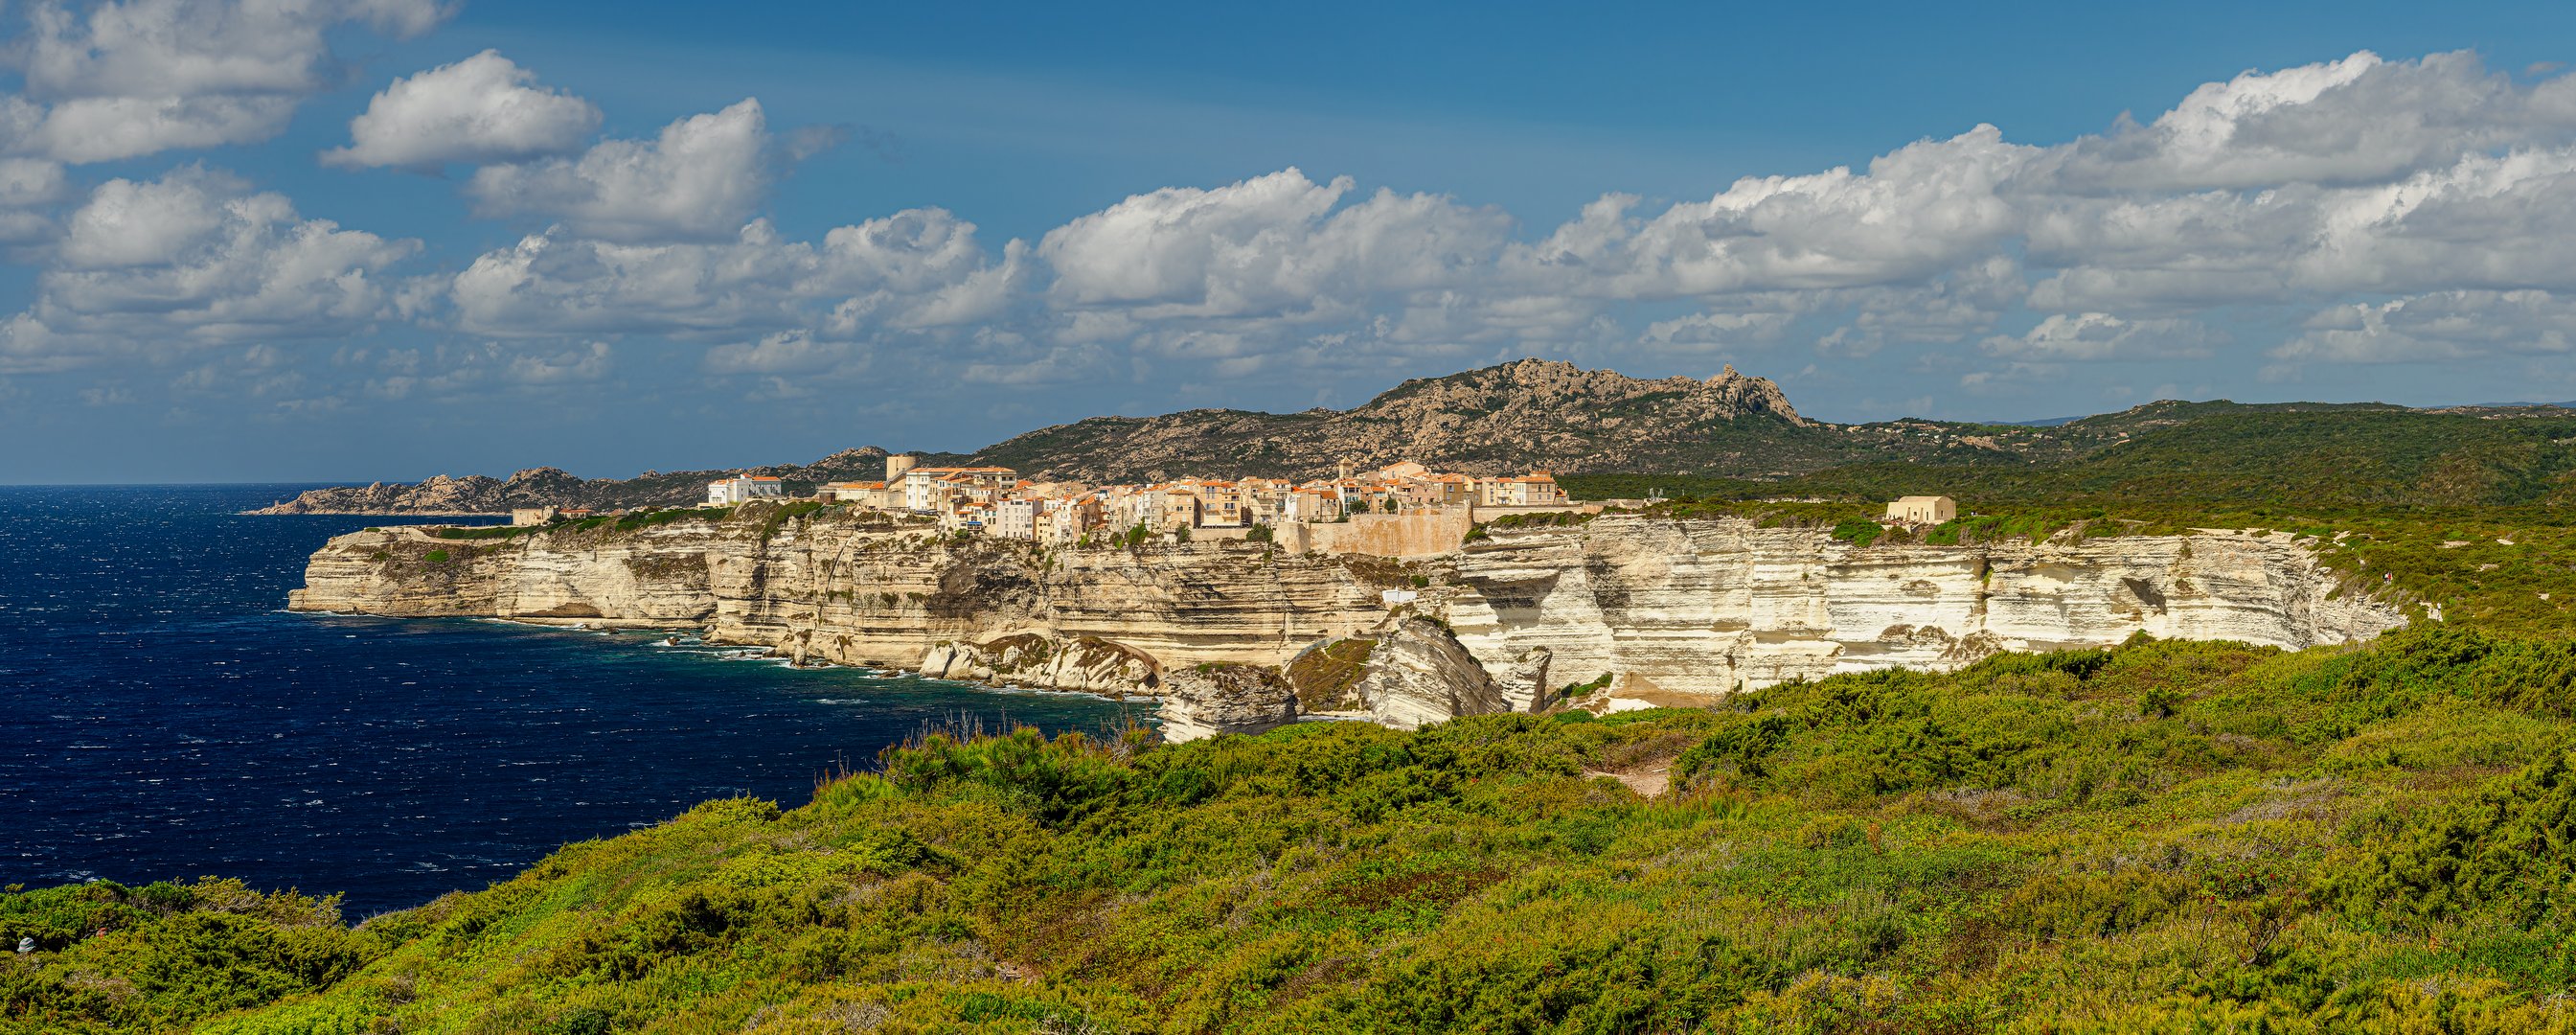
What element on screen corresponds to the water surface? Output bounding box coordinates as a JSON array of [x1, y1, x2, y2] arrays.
[[0, 485, 1134, 913]]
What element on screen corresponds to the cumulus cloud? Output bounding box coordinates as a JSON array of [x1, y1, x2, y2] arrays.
[[0, 159, 69, 244], [1641, 310, 1799, 348], [1039, 169, 1510, 320], [504, 340, 612, 384], [2043, 51, 2576, 193], [6, 0, 453, 163], [4, 166, 419, 368], [467, 99, 770, 242], [445, 206, 1020, 339], [324, 50, 601, 169], [2271, 290, 2576, 364], [1504, 126, 2037, 299], [1980, 312, 2223, 361]]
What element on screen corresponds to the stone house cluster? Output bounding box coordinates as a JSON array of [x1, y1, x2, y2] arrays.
[[798, 456, 1567, 544]]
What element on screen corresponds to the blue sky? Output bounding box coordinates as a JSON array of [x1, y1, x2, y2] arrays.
[[6, 1, 2576, 482]]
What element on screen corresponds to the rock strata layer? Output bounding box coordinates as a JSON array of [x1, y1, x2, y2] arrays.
[[1158, 665, 1300, 743], [1354, 617, 1511, 730], [289, 507, 2408, 727]]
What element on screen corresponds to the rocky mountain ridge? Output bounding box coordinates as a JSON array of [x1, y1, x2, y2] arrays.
[[973, 359, 1824, 483]]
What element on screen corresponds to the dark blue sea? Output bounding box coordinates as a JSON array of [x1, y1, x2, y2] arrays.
[[0, 485, 1136, 914]]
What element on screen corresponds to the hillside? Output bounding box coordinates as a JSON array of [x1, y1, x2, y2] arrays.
[[1565, 407, 2576, 512], [974, 359, 1861, 482], [11, 627, 2576, 1032]]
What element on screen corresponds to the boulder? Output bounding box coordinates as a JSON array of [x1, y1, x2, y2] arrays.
[[1356, 617, 1509, 730], [1158, 664, 1298, 743]]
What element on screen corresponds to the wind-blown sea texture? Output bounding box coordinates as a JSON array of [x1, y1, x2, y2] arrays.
[[0, 485, 1133, 914]]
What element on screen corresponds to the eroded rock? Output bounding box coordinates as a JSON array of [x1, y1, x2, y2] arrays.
[[1356, 617, 1510, 730], [1158, 664, 1298, 743]]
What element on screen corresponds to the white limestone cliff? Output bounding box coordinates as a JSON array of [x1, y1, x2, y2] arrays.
[[1352, 617, 1512, 730], [1441, 515, 2406, 697], [289, 508, 2407, 724], [1158, 665, 1300, 743]]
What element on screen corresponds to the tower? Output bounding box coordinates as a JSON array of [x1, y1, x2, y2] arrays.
[[886, 453, 918, 482]]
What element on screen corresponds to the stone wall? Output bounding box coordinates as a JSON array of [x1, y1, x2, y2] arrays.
[[1282, 510, 1476, 559]]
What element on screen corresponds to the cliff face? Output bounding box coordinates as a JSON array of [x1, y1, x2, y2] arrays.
[[290, 509, 2406, 710], [1443, 516, 2407, 697], [290, 510, 1399, 688]]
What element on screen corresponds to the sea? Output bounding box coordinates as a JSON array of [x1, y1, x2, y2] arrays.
[[0, 485, 1138, 915]]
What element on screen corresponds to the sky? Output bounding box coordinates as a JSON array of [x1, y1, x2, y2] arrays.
[[7, 2, 2576, 483]]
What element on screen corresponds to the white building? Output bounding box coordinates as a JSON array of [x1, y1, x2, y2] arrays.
[[707, 475, 786, 505], [1884, 495, 1956, 524], [900, 466, 1019, 512]]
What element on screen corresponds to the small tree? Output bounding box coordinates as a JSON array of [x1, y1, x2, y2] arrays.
[[1245, 522, 1274, 543], [1380, 498, 1399, 514]]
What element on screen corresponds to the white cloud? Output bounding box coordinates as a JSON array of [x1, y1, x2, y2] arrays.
[[7, 0, 453, 163], [1641, 310, 1798, 348], [0, 159, 69, 245], [2043, 51, 2576, 193], [1505, 126, 2037, 299], [324, 50, 601, 169], [1038, 168, 1510, 319], [1980, 312, 2223, 361], [7, 166, 419, 367], [467, 99, 770, 242], [2271, 290, 2576, 364], [504, 340, 612, 384], [445, 206, 1021, 340], [703, 330, 867, 378]]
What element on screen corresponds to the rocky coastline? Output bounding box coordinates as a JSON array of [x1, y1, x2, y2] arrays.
[[287, 504, 2408, 739]]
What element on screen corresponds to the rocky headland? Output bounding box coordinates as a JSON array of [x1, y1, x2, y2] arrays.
[[250, 448, 939, 516], [288, 504, 2406, 739]]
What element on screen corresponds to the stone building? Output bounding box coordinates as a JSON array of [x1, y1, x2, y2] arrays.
[[1884, 495, 1956, 525]]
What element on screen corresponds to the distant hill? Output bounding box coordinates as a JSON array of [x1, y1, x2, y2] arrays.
[[247, 359, 2576, 514], [979, 360, 1858, 482]]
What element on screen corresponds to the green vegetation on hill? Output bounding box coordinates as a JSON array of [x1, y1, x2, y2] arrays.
[[13, 628, 2576, 1032]]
